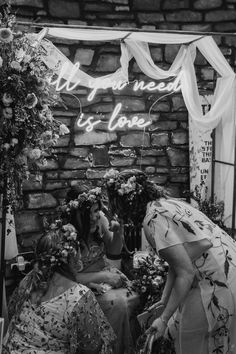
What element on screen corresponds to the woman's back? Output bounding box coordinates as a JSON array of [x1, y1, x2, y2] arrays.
[[4, 273, 116, 353]]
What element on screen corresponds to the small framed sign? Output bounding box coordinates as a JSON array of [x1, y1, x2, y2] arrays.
[[0, 318, 4, 354]]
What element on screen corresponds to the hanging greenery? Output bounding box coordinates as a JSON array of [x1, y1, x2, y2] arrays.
[[0, 3, 69, 207]]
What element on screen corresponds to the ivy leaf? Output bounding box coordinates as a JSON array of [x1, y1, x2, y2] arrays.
[[214, 280, 227, 288], [180, 221, 196, 235], [224, 259, 229, 279], [212, 294, 220, 310]]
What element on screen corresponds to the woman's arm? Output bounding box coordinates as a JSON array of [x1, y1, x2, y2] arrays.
[[160, 267, 175, 305], [75, 270, 125, 288], [99, 212, 123, 256], [159, 244, 195, 324]]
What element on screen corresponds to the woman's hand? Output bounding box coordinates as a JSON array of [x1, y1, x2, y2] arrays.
[[146, 316, 167, 340], [109, 219, 121, 233], [105, 272, 127, 288]]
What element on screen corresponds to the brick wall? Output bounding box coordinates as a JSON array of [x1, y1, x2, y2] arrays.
[[11, 0, 236, 251]]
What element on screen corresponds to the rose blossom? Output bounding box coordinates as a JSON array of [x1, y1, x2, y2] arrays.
[[2, 93, 13, 106], [3, 143, 10, 150], [28, 148, 41, 160], [10, 61, 22, 71], [25, 93, 38, 109], [59, 124, 70, 135], [2, 107, 13, 119], [0, 28, 13, 43], [10, 138, 18, 146]]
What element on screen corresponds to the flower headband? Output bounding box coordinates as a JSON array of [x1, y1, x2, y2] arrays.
[[103, 169, 144, 200], [61, 187, 102, 215], [36, 220, 81, 269]]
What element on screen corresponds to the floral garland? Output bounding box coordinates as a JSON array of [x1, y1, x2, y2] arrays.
[[60, 187, 102, 215], [0, 4, 69, 206], [36, 220, 81, 270], [104, 169, 145, 199]]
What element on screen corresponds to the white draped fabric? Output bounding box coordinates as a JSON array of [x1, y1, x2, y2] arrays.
[[38, 28, 236, 228], [47, 27, 203, 44]]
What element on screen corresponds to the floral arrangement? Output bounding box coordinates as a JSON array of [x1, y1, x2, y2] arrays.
[[36, 220, 82, 270], [60, 187, 102, 214], [129, 251, 175, 353], [104, 169, 145, 198], [130, 251, 168, 310], [104, 169, 164, 226], [0, 3, 69, 206]]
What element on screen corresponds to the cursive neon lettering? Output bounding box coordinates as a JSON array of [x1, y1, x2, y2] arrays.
[[77, 113, 101, 132], [108, 103, 151, 131]]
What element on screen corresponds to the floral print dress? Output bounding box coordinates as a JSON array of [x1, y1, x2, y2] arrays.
[[143, 198, 236, 354], [3, 282, 116, 353]]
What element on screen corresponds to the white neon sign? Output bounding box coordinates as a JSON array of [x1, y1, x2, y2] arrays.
[[49, 61, 181, 132], [77, 103, 152, 132]]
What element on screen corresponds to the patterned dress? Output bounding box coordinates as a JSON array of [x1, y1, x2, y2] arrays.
[[143, 198, 236, 354], [3, 281, 116, 353]]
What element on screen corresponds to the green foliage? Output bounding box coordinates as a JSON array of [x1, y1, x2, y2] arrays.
[[0, 4, 69, 206], [190, 184, 227, 232]]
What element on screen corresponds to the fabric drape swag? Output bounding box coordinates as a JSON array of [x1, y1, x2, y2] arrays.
[[38, 28, 236, 227]]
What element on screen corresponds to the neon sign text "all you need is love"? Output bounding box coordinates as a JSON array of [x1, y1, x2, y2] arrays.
[[49, 62, 182, 132]]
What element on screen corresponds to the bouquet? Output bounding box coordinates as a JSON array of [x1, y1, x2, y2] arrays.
[[131, 251, 168, 310]]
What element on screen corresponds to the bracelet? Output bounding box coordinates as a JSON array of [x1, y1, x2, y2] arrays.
[[160, 316, 168, 326]]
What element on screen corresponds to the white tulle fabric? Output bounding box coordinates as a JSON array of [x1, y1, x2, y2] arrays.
[[38, 28, 236, 226]]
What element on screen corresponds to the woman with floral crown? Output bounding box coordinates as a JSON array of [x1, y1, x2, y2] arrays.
[[104, 168, 236, 354], [3, 220, 116, 353], [61, 184, 140, 354]]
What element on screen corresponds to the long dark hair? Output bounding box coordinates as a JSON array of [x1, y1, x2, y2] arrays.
[[65, 184, 102, 244], [106, 169, 165, 225]]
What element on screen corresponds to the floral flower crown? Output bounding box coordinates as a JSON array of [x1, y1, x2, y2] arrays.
[[103, 169, 145, 200], [35, 220, 81, 270], [61, 187, 102, 215]]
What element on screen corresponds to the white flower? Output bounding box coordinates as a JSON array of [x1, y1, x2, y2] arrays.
[[62, 224, 76, 233], [10, 61, 22, 71], [3, 143, 10, 150], [25, 93, 38, 109], [69, 200, 79, 209], [59, 124, 70, 135], [0, 28, 13, 43], [3, 107, 13, 119], [10, 138, 18, 146], [28, 148, 41, 160], [104, 169, 119, 180], [15, 48, 26, 62], [90, 187, 101, 196], [2, 93, 13, 107], [23, 54, 31, 63], [61, 249, 68, 258]]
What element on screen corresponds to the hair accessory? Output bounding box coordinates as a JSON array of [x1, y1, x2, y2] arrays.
[[103, 169, 145, 199], [36, 220, 80, 269], [60, 187, 102, 215]]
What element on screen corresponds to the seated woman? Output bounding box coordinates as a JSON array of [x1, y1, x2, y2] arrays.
[[3, 221, 116, 353], [61, 185, 140, 354]]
